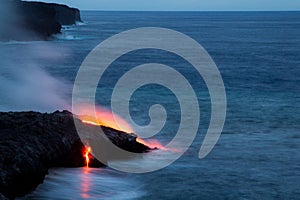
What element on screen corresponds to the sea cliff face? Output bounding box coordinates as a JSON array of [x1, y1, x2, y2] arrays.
[[47, 2, 82, 25], [0, 110, 150, 199], [0, 0, 82, 41]]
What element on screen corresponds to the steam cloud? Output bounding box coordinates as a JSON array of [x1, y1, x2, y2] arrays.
[[0, 1, 71, 112], [0, 42, 71, 112]]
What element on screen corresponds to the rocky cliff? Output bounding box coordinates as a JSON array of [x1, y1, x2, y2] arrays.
[[0, 0, 82, 41], [0, 110, 150, 199]]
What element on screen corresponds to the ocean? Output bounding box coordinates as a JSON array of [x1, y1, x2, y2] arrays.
[[0, 11, 299, 199]]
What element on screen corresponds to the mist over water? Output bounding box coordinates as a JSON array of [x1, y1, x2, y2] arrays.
[[24, 168, 145, 200], [0, 42, 71, 112]]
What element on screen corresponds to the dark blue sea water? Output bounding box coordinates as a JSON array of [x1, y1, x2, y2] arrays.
[[0, 11, 299, 199]]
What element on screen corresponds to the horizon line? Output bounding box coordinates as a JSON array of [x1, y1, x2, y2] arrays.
[[79, 9, 300, 12]]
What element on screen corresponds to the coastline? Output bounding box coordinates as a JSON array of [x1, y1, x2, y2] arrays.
[[0, 110, 150, 199], [0, 0, 82, 41]]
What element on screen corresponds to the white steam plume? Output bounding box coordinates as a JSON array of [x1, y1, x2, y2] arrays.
[[0, 42, 71, 112]]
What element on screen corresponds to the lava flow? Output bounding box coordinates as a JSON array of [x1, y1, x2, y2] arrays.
[[136, 138, 167, 150], [77, 105, 134, 133], [84, 146, 91, 168], [77, 105, 166, 150]]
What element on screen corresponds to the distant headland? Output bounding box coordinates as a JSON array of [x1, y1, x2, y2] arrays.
[[0, 0, 82, 41]]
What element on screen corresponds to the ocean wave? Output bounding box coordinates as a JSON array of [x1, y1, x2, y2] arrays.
[[76, 21, 86, 26], [54, 33, 85, 41], [0, 40, 45, 45]]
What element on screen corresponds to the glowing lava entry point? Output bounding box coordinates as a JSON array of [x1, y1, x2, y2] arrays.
[[84, 147, 91, 168]]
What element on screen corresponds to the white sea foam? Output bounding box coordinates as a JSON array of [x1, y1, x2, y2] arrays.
[[76, 21, 86, 26], [54, 33, 82, 40]]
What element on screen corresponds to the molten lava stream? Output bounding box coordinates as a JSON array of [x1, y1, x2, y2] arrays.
[[77, 105, 134, 134], [78, 105, 167, 150], [84, 147, 91, 168]]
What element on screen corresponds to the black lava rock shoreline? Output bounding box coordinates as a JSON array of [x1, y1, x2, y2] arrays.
[[0, 0, 82, 41], [0, 110, 150, 199]]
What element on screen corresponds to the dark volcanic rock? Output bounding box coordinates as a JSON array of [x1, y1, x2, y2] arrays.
[[19, 1, 82, 25], [47, 3, 82, 25], [0, 0, 82, 41], [0, 110, 150, 199], [0, 193, 8, 200]]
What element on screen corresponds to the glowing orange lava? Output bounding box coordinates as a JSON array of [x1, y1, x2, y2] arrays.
[[76, 105, 134, 133], [84, 146, 91, 168], [81, 119, 100, 126], [136, 138, 167, 150], [76, 104, 167, 151]]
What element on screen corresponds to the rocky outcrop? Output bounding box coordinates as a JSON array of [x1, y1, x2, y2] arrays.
[[0, 0, 82, 41], [0, 110, 150, 199], [47, 2, 82, 25]]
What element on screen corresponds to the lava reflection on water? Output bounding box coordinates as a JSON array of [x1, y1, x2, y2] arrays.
[[80, 168, 92, 199]]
